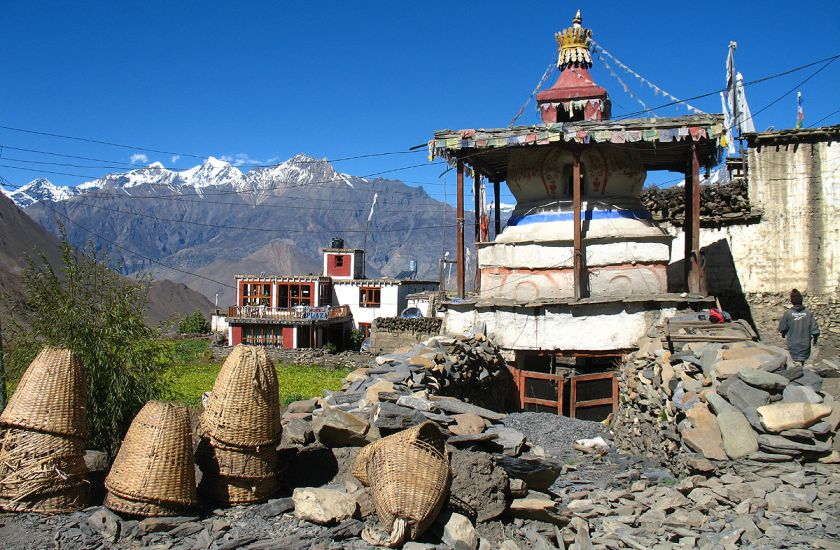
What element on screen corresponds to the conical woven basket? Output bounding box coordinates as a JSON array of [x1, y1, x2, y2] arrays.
[[198, 473, 278, 505], [104, 491, 191, 517], [353, 422, 450, 545], [105, 401, 197, 514], [0, 347, 87, 438], [195, 437, 277, 479], [200, 345, 281, 448], [0, 428, 87, 501], [0, 484, 86, 514]]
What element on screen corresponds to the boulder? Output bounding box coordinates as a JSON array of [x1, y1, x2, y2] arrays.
[[441, 512, 479, 550], [364, 379, 395, 404], [88, 508, 122, 543], [711, 357, 762, 379], [485, 426, 526, 456], [509, 491, 568, 525], [738, 369, 789, 391], [286, 398, 318, 414], [371, 402, 426, 432], [756, 402, 831, 432], [449, 450, 509, 523], [312, 407, 370, 447], [681, 403, 727, 461], [449, 413, 486, 436], [493, 455, 562, 491], [293, 487, 357, 525], [705, 393, 758, 459], [281, 418, 314, 446], [722, 378, 770, 412]]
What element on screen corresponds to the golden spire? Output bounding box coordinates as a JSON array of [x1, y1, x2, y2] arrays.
[[555, 9, 593, 70]]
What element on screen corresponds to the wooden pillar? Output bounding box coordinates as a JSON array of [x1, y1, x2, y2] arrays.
[[473, 172, 481, 292], [684, 143, 701, 294], [493, 178, 501, 237], [456, 160, 465, 298], [572, 151, 584, 300]]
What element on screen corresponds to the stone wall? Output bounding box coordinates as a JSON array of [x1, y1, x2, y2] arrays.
[[368, 317, 443, 355], [641, 178, 754, 225]]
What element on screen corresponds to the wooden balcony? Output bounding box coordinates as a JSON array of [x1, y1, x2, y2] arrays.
[[227, 304, 351, 322]]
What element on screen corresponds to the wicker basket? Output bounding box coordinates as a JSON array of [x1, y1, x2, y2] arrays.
[[0, 484, 86, 514], [353, 422, 450, 546], [195, 437, 277, 479], [0, 428, 87, 511], [105, 401, 197, 515], [200, 345, 281, 448], [0, 347, 87, 438], [104, 491, 190, 517], [198, 473, 278, 505]]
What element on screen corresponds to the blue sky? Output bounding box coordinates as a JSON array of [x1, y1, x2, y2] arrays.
[[1, 1, 838, 203]]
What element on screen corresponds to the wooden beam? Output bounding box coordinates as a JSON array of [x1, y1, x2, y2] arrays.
[[456, 160, 465, 298], [493, 178, 501, 237], [572, 151, 583, 300], [683, 142, 701, 294], [474, 172, 481, 292]]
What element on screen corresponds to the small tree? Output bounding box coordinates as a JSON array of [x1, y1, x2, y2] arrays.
[[178, 311, 210, 334], [6, 227, 172, 457]]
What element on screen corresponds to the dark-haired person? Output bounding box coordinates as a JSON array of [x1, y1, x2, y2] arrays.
[[778, 289, 820, 366]]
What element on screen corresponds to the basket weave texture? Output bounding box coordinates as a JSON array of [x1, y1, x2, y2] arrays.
[[0, 346, 88, 438], [0, 428, 87, 499], [105, 401, 197, 514], [104, 491, 190, 517], [196, 345, 281, 505], [201, 345, 281, 448], [353, 421, 450, 543], [198, 473, 279, 505], [0, 485, 86, 514], [195, 437, 277, 479]]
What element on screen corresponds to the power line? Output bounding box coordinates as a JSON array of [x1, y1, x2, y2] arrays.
[[808, 109, 840, 127], [611, 53, 839, 120], [0, 123, 425, 167], [0, 171, 235, 289], [55, 199, 463, 234]]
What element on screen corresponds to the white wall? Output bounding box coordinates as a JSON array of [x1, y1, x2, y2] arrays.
[[334, 284, 401, 328], [667, 138, 839, 295], [211, 314, 229, 332]]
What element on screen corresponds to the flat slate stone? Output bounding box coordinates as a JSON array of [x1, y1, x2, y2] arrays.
[[429, 397, 506, 420], [723, 378, 771, 413], [447, 432, 499, 446], [758, 434, 832, 454], [738, 368, 789, 391], [756, 402, 831, 432], [782, 384, 823, 404]]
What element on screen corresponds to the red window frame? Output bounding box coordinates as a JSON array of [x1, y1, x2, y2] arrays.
[[359, 286, 381, 308]]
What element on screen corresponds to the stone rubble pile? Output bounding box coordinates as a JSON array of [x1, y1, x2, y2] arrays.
[[613, 336, 840, 473], [641, 178, 755, 225]]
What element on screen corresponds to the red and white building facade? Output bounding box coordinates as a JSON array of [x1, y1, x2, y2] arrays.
[[226, 246, 438, 349]]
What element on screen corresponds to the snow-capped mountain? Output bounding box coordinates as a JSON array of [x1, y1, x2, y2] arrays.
[[4, 178, 78, 208], [246, 153, 362, 193], [179, 156, 244, 190]]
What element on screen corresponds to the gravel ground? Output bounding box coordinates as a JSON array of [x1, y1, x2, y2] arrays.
[[501, 411, 609, 453]]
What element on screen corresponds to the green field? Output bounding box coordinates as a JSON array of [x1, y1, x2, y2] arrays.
[[166, 339, 352, 407]]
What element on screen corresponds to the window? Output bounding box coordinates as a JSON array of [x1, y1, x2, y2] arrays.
[[335, 255, 344, 267], [242, 325, 282, 347], [277, 283, 313, 309], [358, 322, 371, 339], [318, 283, 331, 306], [241, 282, 271, 306], [359, 286, 381, 308]]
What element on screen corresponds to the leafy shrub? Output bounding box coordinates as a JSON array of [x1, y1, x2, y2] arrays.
[[5, 229, 172, 457], [349, 329, 365, 351], [178, 310, 210, 334], [322, 342, 337, 355]]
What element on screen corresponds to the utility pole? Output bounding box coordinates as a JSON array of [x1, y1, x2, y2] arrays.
[[0, 318, 7, 413]]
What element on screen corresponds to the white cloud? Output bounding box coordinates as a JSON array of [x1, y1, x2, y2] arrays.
[[171, 155, 181, 164], [221, 153, 265, 167], [130, 153, 149, 165]]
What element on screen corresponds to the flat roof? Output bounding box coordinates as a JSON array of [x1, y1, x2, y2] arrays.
[[744, 124, 840, 147], [322, 248, 365, 253], [333, 278, 439, 286], [443, 292, 714, 309], [235, 275, 330, 282], [432, 114, 725, 178]]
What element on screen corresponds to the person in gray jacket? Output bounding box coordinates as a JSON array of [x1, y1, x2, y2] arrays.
[[778, 289, 820, 365]]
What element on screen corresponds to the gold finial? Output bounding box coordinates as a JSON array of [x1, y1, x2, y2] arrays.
[[555, 10, 592, 70]]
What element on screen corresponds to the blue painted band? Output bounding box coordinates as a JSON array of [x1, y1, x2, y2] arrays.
[[508, 209, 652, 226]]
